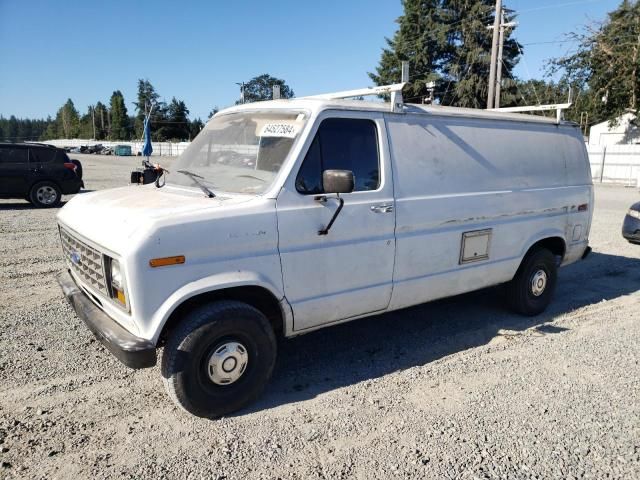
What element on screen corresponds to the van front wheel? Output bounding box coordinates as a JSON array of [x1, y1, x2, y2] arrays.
[[161, 301, 277, 418], [506, 248, 557, 316]]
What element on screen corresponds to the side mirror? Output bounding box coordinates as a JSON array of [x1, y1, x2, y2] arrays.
[[315, 170, 354, 236], [322, 170, 354, 194]]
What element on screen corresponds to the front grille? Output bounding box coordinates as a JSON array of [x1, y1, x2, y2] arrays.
[[59, 227, 108, 294]]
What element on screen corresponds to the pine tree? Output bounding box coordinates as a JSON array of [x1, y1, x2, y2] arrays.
[[5, 115, 19, 141], [133, 79, 167, 139], [439, 1, 520, 107], [189, 118, 204, 140], [165, 97, 191, 140], [370, 0, 521, 107], [110, 91, 130, 140], [369, 0, 448, 102], [53, 99, 80, 138]]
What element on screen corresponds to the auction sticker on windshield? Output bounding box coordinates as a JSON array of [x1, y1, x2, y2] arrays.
[[260, 123, 299, 138]]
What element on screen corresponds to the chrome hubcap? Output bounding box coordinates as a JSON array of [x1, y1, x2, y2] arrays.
[[36, 186, 57, 205], [531, 269, 547, 297], [207, 341, 248, 385]]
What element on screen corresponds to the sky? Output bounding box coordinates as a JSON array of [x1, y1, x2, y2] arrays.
[[0, 0, 623, 121]]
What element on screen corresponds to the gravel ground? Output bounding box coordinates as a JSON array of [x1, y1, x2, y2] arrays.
[[0, 154, 639, 479]]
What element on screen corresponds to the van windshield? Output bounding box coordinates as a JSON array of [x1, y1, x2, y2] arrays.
[[168, 111, 307, 195]]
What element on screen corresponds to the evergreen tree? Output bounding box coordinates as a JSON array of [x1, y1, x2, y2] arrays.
[[164, 97, 191, 140], [370, 0, 521, 108], [369, 0, 449, 102], [548, 0, 640, 125], [133, 79, 167, 139], [42, 116, 60, 140], [440, 0, 520, 108], [6, 115, 19, 141], [53, 99, 80, 138], [208, 106, 219, 118], [79, 106, 95, 139], [237, 74, 294, 104], [189, 118, 204, 139], [110, 90, 131, 140]]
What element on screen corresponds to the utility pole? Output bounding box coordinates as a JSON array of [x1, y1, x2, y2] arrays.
[[91, 105, 96, 139], [494, 10, 517, 108], [487, 0, 502, 109], [495, 10, 505, 108]]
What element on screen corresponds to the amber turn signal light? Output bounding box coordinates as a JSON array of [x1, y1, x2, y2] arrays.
[[149, 255, 186, 268]]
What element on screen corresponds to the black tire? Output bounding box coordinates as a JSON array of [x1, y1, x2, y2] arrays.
[[506, 248, 557, 316], [29, 181, 61, 208], [161, 300, 277, 418], [70, 159, 83, 179]]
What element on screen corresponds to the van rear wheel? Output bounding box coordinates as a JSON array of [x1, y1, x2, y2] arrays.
[[161, 300, 277, 418], [29, 181, 62, 208], [506, 248, 557, 316]]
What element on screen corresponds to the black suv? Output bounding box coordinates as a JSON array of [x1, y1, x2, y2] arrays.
[[0, 143, 83, 207]]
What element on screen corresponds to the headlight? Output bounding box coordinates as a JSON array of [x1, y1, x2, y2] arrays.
[[111, 259, 123, 289], [628, 209, 640, 219], [107, 257, 127, 307]]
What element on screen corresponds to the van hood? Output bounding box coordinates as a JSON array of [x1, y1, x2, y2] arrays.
[[57, 185, 253, 253]]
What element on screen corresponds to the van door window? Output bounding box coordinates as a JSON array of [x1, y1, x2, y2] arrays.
[[296, 118, 379, 194]]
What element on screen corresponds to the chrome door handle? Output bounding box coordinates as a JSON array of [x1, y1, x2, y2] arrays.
[[370, 204, 394, 213]]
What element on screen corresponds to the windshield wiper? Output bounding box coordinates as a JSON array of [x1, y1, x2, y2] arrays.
[[235, 174, 265, 182], [177, 170, 216, 198]]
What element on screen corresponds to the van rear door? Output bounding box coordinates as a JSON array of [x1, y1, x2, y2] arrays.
[[276, 112, 396, 331]]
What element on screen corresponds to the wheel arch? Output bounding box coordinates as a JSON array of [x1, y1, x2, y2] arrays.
[[155, 282, 290, 347], [520, 233, 567, 268]]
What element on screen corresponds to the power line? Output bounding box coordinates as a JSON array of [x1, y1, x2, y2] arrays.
[[514, 41, 542, 105], [518, 0, 605, 14]]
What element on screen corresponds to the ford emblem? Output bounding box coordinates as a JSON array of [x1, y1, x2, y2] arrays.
[[70, 252, 82, 266]]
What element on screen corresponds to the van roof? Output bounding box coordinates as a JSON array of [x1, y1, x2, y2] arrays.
[[223, 98, 574, 126]]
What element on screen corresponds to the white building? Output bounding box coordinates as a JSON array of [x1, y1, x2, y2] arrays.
[[588, 112, 639, 146]]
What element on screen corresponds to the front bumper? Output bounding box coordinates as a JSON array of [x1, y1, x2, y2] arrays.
[[57, 270, 156, 369], [622, 214, 640, 243]]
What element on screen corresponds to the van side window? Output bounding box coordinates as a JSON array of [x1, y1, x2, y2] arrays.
[[296, 118, 379, 194]]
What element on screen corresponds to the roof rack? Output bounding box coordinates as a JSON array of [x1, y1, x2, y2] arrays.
[[488, 103, 572, 124], [303, 83, 407, 113]]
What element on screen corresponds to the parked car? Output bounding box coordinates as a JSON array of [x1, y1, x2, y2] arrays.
[[56, 87, 593, 418], [0, 143, 83, 207], [86, 144, 103, 154], [622, 201, 640, 243]]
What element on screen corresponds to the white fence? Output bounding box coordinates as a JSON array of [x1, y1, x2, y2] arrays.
[[587, 144, 640, 186], [37, 139, 191, 156]]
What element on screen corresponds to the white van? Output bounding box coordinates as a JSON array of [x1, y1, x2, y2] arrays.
[[57, 85, 592, 418]]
